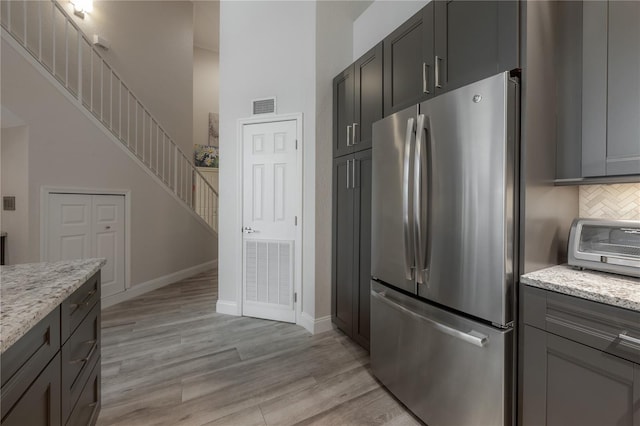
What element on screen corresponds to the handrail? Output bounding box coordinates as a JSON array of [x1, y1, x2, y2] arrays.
[[1, 0, 218, 232]]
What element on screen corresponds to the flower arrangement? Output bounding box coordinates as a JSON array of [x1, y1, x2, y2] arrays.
[[194, 144, 219, 168]]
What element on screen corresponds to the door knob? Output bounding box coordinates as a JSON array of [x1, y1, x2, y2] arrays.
[[105, 226, 111, 230], [243, 227, 257, 234]]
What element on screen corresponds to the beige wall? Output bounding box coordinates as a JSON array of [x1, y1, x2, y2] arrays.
[[2, 37, 216, 284], [0, 126, 30, 265], [219, 1, 317, 317], [193, 47, 219, 147], [579, 183, 640, 220], [63, 0, 194, 155]]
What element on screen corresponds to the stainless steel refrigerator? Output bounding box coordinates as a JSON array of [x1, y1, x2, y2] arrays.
[[370, 71, 518, 426]]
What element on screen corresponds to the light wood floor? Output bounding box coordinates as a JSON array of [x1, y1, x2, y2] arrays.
[[97, 268, 420, 426]]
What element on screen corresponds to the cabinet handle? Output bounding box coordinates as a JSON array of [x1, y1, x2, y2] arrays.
[[70, 339, 98, 364], [422, 63, 430, 94], [435, 56, 442, 88], [346, 125, 352, 147], [352, 159, 357, 188], [618, 332, 640, 347], [352, 122, 358, 145], [346, 159, 350, 189], [69, 289, 97, 310]]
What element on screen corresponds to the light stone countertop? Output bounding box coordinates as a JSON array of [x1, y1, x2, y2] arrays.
[[0, 258, 106, 354], [521, 264, 640, 313]]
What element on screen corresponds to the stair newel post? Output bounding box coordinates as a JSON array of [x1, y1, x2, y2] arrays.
[[174, 145, 179, 195], [77, 34, 82, 102]]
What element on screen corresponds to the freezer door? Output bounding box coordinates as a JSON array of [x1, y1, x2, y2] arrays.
[[371, 281, 513, 426], [417, 72, 517, 325], [371, 105, 419, 294]]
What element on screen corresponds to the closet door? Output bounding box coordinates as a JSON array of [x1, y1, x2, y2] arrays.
[[92, 195, 126, 297], [48, 194, 92, 262], [47, 193, 126, 297]]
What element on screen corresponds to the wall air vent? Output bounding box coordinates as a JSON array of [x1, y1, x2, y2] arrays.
[[252, 97, 277, 115]]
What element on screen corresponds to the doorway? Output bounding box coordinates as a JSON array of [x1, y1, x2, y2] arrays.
[[240, 117, 302, 323]]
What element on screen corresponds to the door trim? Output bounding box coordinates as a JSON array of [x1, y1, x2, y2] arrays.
[[236, 113, 303, 325], [40, 186, 131, 291]]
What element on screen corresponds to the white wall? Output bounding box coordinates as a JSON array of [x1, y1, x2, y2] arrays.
[[315, 0, 371, 320], [193, 47, 219, 147], [353, 0, 429, 60], [218, 1, 316, 320], [63, 1, 195, 155], [0, 125, 30, 265], [2, 37, 216, 286]]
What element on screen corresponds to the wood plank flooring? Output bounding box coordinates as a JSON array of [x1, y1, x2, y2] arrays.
[[97, 268, 420, 426]]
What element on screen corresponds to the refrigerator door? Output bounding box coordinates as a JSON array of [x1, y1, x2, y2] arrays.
[[371, 105, 419, 294], [417, 72, 517, 325], [371, 281, 512, 426]]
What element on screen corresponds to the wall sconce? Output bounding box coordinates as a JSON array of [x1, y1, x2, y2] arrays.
[[70, 0, 93, 19]]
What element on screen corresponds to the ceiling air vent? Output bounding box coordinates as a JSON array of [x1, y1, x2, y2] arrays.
[[252, 97, 276, 115]]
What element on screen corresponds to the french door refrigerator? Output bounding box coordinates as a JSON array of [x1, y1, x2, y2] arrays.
[[370, 71, 518, 426]]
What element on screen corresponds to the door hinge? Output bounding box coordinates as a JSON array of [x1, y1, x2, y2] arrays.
[[295, 216, 298, 226], [294, 292, 297, 303], [295, 139, 298, 150]]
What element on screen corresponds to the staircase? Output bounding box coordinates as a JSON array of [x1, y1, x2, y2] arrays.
[[1, 0, 218, 232]]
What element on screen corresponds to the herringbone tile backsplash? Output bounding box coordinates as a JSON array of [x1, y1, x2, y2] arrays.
[[579, 183, 640, 220]]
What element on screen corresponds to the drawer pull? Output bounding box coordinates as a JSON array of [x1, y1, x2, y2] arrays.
[[69, 289, 97, 310], [618, 332, 640, 346], [70, 339, 98, 364]]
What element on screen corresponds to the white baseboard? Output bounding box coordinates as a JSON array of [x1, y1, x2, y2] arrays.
[[299, 312, 334, 335], [101, 259, 217, 309], [215, 299, 240, 316]]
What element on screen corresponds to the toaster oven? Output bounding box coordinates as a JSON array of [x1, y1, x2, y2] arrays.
[[568, 218, 640, 277]]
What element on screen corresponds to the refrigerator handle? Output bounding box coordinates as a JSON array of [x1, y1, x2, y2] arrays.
[[346, 159, 350, 189], [346, 125, 352, 147], [371, 289, 488, 347], [414, 114, 428, 284], [403, 118, 415, 281]]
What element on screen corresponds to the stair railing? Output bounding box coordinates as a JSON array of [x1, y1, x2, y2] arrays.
[[1, 0, 218, 232]]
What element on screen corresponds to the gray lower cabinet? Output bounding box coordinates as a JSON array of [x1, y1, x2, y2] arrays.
[[0, 272, 101, 426], [332, 149, 372, 350], [333, 43, 383, 157], [522, 285, 640, 426]]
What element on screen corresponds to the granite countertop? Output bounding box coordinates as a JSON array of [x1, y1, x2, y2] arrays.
[[0, 258, 106, 354], [521, 264, 640, 313]]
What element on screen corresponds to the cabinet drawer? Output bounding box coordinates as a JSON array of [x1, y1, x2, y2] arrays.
[[523, 285, 640, 364], [61, 272, 100, 344], [61, 302, 100, 423], [1, 353, 61, 426], [1, 306, 60, 416], [65, 358, 100, 426]]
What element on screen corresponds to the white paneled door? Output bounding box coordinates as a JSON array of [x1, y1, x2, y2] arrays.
[[242, 119, 300, 323], [48, 193, 126, 298]]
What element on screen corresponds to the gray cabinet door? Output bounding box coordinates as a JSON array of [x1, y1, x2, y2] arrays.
[[353, 43, 383, 153], [1, 354, 61, 426], [332, 156, 354, 334], [333, 67, 354, 158], [353, 149, 372, 349], [383, 4, 434, 116], [434, 1, 518, 95], [582, 0, 640, 177], [523, 325, 637, 426], [606, 0, 640, 176]]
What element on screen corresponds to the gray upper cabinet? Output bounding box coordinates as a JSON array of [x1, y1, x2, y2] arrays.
[[333, 43, 383, 158], [383, 4, 434, 115], [434, 1, 519, 95], [582, 0, 640, 178]]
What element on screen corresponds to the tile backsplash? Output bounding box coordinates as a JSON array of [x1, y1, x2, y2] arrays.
[[579, 183, 640, 220]]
